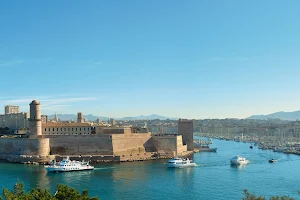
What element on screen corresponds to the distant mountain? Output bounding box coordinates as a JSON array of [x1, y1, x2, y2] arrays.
[[48, 114, 108, 122], [47, 114, 176, 121], [247, 110, 300, 121], [118, 114, 178, 120]]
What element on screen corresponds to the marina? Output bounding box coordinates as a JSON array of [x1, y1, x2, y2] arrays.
[[0, 138, 299, 200]]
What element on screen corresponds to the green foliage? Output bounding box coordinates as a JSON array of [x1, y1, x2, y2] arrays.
[[243, 189, 266, 200], [243, 189, 295, 200], [1, 180, 99, 200]]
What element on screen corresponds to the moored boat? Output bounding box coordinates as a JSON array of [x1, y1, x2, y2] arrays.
[[44, 156, 94, 172], [166, 157, 197, 168]]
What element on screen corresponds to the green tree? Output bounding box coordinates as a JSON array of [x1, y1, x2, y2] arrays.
[[1, 181, 99, 200], [243, 189, 295, 200]]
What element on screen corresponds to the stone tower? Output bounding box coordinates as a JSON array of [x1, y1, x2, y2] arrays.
[[178, 119, 194, 151], [77, 112, 84, 123], [29, 100, 42, 137]]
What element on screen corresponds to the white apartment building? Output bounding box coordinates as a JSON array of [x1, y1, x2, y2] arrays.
[[5, 105, 20, 114]]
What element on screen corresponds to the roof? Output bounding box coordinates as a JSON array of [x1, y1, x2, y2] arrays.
[[30, 100, 40, 105], [42, 123, 92, 127]]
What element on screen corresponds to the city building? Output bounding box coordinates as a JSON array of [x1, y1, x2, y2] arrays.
[[95, 126, 131, 134], [5, 105, 20, 114], [41, 115, 48, 123], [0, 112, 29, 130], [77, 112, 84, 123], [42, 123, 93, 135], [110, 118, 116, 126]]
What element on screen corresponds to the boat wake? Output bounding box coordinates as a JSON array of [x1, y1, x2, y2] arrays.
[[93, 167, 116, 170]]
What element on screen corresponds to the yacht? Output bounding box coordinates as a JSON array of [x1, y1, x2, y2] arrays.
[[44, 156, 94, 172], [166, 157, 197, 168], [230, 155, 249, 165]]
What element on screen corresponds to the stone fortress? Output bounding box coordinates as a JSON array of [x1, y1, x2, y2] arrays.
[[0, 100, 194, 163]]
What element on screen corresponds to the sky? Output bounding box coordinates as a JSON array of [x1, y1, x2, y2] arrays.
[[0, 0, 300, 119]]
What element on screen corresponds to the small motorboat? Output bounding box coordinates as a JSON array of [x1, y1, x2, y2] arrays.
[[230, 155, 249, 165], [269, 159, 278, 163], [166, 157, 197, 168]]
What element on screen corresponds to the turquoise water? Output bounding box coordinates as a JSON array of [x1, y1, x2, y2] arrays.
[[0, 139, 300, 200]]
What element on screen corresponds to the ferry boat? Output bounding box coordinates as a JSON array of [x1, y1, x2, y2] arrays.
[[230, 155, 249, 165], [44, 156, 94, 172], [166, 157, 197, 168]]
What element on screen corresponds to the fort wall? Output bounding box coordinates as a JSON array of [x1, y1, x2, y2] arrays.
[[0, 138, 50, 157], [111, 133, 153, 156], [152, 135, 187, 156], [45, 135, 113, 155]]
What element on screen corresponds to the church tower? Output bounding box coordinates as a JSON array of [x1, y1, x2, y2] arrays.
[[29, 100, 42, 137]]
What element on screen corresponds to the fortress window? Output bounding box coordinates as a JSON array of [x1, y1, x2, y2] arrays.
[[61, 128, 62, 131], [72, 128, 73, 131], [53, 128, 54, 131], [45, 128, 46, 131], [80, 128, 81, 131], [76, 128, 77, 131], [57, 128, 58, 131], [84, 128, 85, 131]]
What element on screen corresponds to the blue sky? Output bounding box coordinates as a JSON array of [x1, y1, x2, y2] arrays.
[[0, 0, 300, 119]]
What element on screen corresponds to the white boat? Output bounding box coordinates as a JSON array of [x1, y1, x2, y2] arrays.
[[44, 156, 94, 172], [166, 157, 197, 168], [230, 155, 249, 165]]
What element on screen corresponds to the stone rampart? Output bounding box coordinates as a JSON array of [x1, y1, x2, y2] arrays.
[[0, 138, 49, 156], [45, 135, 113, 155], [152, 135, 187, 155], [111, 133, 153, 156]]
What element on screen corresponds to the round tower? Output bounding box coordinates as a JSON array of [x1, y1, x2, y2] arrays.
[[29, 100, 42, 137]]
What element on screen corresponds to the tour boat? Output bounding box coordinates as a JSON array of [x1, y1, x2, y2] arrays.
[[166, 157, 197, 168], [44, 156, 94, 172], [230, 155, 249, 165]]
